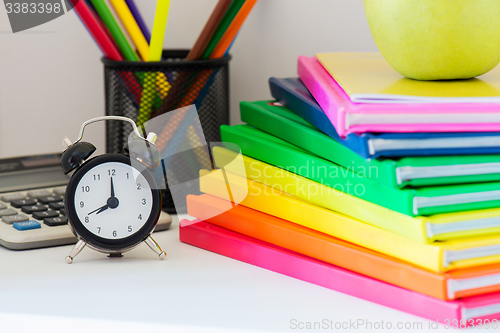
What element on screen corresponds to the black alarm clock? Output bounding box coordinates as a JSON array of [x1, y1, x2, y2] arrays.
[[61, 116, 166, 263]]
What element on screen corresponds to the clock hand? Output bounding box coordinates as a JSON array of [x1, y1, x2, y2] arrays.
[[88, 204, 109, 215], [96, 205, 110, 215], [87, 196, 120, 216], [110, 177, 115, 197]]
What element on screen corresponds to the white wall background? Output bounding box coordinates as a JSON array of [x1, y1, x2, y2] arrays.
[[0, 0, 378, 158]]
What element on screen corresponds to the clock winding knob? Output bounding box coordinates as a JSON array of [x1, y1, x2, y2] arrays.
[[62, 136, 73, 149], [146, 132, 158, 145]]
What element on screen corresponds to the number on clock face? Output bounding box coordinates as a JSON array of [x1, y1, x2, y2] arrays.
[[74, 162, 153, 240]]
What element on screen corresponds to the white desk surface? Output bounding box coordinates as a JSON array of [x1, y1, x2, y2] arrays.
[[0, 214, 487, 333]]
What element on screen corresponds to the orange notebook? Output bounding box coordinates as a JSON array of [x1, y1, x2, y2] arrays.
[[187, 194, 500, 301]]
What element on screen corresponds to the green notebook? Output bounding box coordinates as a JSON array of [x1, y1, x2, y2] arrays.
[[221, 124, 500, 217], [241, 101, 500, 188]]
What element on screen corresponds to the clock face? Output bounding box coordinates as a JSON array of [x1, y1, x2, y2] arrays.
[[66, 154, 161, 249], [74, 161, 153, 240]]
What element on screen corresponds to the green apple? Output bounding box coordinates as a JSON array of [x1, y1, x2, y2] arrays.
[[364, 0, 500, 80]]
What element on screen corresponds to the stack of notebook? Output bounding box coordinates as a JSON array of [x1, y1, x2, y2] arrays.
[[180, 52, 500, 325]]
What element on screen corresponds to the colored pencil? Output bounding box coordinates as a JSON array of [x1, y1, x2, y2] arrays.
[[84, 0, 98, 13], [224, 32, 238, 56], [148, 0, 171, 62], [85, 0, 143, 104], [125, 0, 152, 43], [156, 0, 251, 124], [70, 0, 143, 106], [154, 0, 231, 113], [84, 0, 120, 52], [106, 0, 136, 54], [90, 0, 139, 61], [109, 0, 149, 60], [201, 0, 246, 59], [187, 0, 233, 60], [155, 0, 257, 126], [70, 0, 123, 60], [157, 0, 255, 156], [209, 0, 257, 59], [137, 0, 172, 127], [107, 0, 171, 110], [158, 0, 232, 111], [153, 0, 232, 131], [172, 0, 257, 109]]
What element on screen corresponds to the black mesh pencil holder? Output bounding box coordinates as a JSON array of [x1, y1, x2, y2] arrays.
[[102, 50, 231, 213]]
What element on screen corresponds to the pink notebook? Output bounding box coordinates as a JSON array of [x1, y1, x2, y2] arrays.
[[180, 219, 500, 326], [298, 56, 500, 137]]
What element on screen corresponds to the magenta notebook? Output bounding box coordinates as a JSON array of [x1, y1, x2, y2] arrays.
[[180, 219, 500, 326], [298, 56, 500, 137]]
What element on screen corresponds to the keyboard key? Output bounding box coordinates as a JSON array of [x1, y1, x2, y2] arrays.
[[1, 193, 26, 202], [33, 210, 58, 220], [2, 214, 29, 224], [0, 209, 17, 217], [60, 209, 67, 216], [44, 216, 68, 226], [13, 220, 41, 231], [0, 203, 6, 210], [48, 202, 65, 210], [53, 187, 67, 196], [27, 190, 52, 198], [38, 196, 63, 204], [21, 205, 47, 214], [10, 199, 37, 208]]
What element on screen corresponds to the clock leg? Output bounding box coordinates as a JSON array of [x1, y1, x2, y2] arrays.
[[65, 239, 87, 264], [144, 235, 166, 259]]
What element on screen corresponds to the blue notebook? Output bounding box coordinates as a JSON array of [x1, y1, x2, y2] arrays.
[[269, 77, 500, 159]]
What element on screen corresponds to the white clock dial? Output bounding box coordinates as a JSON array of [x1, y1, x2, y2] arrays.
[[73, 162, 153, 240]]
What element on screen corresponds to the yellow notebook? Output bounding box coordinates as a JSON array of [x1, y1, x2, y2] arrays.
[[315, 52, 500, 103], [200, 167, 500, 273], [213, 147, 500, 243]]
